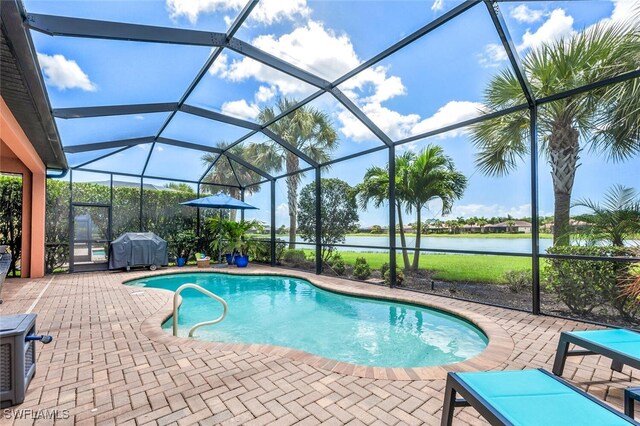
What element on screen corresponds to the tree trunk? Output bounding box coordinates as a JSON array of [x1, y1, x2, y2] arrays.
[[548, 121, 580, 246], [396, 202, 410, 270], [412, 206, 422, 270], [228, 188, 239, 221], [286, 153, 300, 249]]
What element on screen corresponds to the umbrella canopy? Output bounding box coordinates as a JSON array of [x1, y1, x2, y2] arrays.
[[180, 192, 258, 210], [180, 192, 258, 265]]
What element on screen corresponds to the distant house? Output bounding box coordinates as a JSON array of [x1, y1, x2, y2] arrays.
[[484, 221, 532, 234], [461, 224, 483, 234], [425, 225, 450, 234], [92, 180, 176, 191], [358, 225, 387, 233], [541, 220, 591, 233]]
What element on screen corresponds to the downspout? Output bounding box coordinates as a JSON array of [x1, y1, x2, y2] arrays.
[[46, 168, 68, 179]]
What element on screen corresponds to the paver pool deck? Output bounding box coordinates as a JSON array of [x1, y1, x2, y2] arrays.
[[0, 265, 637, 425]]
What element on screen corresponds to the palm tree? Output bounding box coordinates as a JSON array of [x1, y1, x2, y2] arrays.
[[247, 97, 338, 248], [405, 145, 467, 269], [355, 152, 413, 269], [471, 19, 640, 246], [356, 147, 467, 270], [574, 184, 640, 247], [201, 144, 260, 221]]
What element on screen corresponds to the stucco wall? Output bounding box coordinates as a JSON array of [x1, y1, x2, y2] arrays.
[[0, 95, 46, 278]]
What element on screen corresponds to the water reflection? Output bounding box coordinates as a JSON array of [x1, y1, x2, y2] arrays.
[[131, 273, 487, 367]]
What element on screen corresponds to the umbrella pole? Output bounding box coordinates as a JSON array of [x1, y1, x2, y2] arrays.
[[219, 209, 223, 264]]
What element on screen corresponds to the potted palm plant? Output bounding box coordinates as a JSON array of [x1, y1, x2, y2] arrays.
[[208, 217, 235, 264], [210, 220, 263, 267], [169, 230, 197, 267]]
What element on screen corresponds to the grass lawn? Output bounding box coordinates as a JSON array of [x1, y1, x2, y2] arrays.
[[345, 232, 553, 239], [304, 250, 535, 284]]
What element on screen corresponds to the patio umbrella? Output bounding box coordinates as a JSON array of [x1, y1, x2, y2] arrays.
[[180, 192, 258, 265]]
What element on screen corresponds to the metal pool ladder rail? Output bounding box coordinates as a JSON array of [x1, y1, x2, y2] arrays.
[[173, 283, 228, 337]]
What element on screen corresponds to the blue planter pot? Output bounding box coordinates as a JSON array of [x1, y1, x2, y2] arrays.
[[234, 255, 249, 268], [176, 257, 186, 267], [225, 253, 235, 265]]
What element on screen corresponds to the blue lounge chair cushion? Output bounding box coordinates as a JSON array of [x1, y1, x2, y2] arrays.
[[456, 369, 631, 425], [569, 329, 640, 358]]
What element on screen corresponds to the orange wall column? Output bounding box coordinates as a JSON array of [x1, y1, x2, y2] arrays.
[[31, 171, 46, 277], [1, 96, 48, 278]]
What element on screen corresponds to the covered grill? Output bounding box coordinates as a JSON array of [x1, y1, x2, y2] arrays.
[[108, 233, 168, 271]]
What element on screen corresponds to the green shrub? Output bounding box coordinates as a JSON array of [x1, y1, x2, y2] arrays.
[[168, 230, 198, 260], [283, 249, 308, 267], [380, 262, 390, 278], [504, 270, 531, 293], [353, 257, 371, 280], [325, 252, 346, 276], [383, 266, 404, 286], [545, 245, 636, 317], [379, 262, 404, 286], [249, 238, 286, 264]]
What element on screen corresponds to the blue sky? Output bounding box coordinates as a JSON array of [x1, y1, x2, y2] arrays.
[[26, 0, 640, 227]]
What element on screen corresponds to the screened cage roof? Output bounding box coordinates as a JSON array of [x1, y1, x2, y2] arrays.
[[7, 0, 639, 187]]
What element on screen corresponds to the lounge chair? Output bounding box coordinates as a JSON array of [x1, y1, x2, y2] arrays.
[[441, 369, 638, 426], [553, 329, 640, 376]]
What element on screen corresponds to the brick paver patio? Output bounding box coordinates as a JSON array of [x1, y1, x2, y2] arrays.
[[0, 266, 637, 425]]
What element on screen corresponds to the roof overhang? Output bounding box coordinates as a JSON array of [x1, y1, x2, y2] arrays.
[[0, 0, 66, 170]]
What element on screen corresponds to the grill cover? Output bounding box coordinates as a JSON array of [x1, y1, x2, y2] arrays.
[[108, 232, 168, 270]]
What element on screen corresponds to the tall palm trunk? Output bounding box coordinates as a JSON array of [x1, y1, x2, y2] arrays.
[[396, 202, 410, 269], [229, 188, 240, 221], [412, 206, 422, 270], [548, 120, 580, 246], [285, 153, 300, 249]]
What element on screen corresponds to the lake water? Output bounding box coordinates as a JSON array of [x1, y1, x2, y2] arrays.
[[289, 235, 552, 254], [281, 235, 639, 254]]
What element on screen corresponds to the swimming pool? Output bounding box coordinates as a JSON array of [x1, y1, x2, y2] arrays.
[[129, 273, 488, 368]]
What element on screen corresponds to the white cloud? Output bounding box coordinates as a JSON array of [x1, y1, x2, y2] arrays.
[[166, 0, 309, 25], [590, 0, 640, 29], [276, 203, 289, 226], [220, 99, 260, 120], [341, 65, 406, 104], [209, 18, 412, 141], [134, 115, 145, 120], [339, 103, 418, 142], [208, 49, 312, 97], [205, 4, 489, 148], [252, 20, 359, 81], [166, 0, 244, 24], [411, 101, 485, 137], [37, 53, 97, 92], [477, 43, 508, 68], [250, 0, 310, 25], [479, 2, 635, 68], [339, 100, 484, 143], [209, 52, 229, 76], [511, 4, 544, 23], [478, 7, 573, 67], [255, 86, 276, 103], [517, 9, 575, 52], [608, 0, 640, 25], [431, 0, 444, 12]]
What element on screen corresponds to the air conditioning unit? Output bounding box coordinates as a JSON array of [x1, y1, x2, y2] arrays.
[[0, 314, 47, 408]]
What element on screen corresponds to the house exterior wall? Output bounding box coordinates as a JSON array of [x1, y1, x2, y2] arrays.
[[0, 95, 46, 278]]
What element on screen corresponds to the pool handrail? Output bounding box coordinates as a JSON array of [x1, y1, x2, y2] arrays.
[[172, 283, 228, 337]]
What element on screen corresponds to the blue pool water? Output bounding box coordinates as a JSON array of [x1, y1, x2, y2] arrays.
[[128, 273, 488, 367]]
